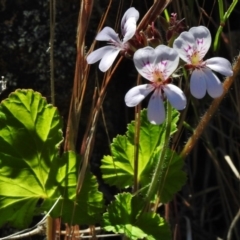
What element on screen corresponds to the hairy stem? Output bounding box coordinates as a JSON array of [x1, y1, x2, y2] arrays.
[[145, 101, 172, 203], [133, 74, 142, 193]]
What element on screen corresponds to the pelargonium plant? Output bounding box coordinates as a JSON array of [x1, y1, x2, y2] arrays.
[[85, 8, 236, 239], [86, 7, 139, 72], [0, 3, 238, 240], [173, 26, 233, 99]]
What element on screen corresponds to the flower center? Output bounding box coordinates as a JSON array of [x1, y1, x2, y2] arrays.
[[152, 70, 164, 84], [109, 40, 128, 51], [190, 51, 201, 65]]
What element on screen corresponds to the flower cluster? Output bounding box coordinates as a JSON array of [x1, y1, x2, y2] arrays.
[[87, 8, 233, 125]]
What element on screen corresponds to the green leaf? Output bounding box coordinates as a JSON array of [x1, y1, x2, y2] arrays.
[[0, 90, 62, 228], [47, 152, 104, 225], [156, 149, 187, 203], [101, 108, 181, 190], [0, 89, 103, 228], [103, 193, 171, 240]]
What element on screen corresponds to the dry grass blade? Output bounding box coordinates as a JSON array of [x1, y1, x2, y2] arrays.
[[73, 58, 123, 229], [137, 0, 172, 31], [184, 217, 192, 240], [64, 0, 94, 151], [221, 153, 240, 180], [227, 209, 240, 240]]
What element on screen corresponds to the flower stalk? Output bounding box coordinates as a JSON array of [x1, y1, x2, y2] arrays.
[[145, 101, 172, 204], [133, 74, 142, 193]]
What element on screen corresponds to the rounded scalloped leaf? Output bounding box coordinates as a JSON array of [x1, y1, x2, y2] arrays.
[[100, 108, 184, 199], [103, 193, 171, 240], [0, 90, 104, 228], [0, 89, 63, 228], [47, 152, 104, 225]]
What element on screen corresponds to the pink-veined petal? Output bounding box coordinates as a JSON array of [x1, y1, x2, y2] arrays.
[[202, 68, 223, 98], [173, 31, 196, 63], [86, 46, 115, 64], [96, 27, 121, 43], [121, 7, 139, 36], [163, 84, 186, 110], [190, 69, 207, 99], [189, 26, 211, 58], [205, 57, 233, 76], [133, 47, 156, 81], [122, 17, 137, 42], [99, 48, 120, 72], [154, 45, 179, 79], [147, 89, 165, 125], [125, 84, 154, 107]]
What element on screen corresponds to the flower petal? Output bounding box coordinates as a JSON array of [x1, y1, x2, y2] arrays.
[[190, 69, 207, 99], [203, 68, 223, 98], [147, 89, 165, 125], [173, 31, 196, 63], [189, 26, 211, 58], [96, 27, 121, 43], [133, 47, 157, 81], [122, 17, 138, 42], [99, 48, 120, 72], [125, 84, 154, 107], [163, 84, 186, 110], [87, 46, 115, 64], [121, 7, 139, 38], [154, 45, 179, 79], [205, 57, 233, 76]]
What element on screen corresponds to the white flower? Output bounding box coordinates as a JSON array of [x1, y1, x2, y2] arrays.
[[173, 26, 233, 99], [86, 7, 139, 72], [125, 45, 186, 125]]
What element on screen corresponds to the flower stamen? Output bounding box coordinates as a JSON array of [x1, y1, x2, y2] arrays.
[[153, 70, 164, 83], [190, 51, 201, 65]]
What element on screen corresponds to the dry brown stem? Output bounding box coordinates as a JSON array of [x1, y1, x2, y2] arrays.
[[180, 54, 240, 158], [137, 0, 172, 32]]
